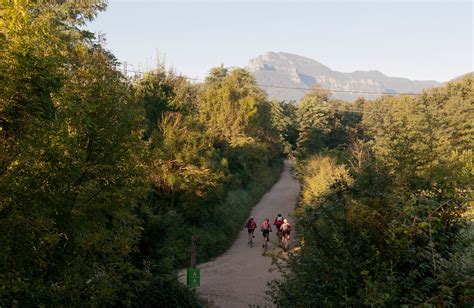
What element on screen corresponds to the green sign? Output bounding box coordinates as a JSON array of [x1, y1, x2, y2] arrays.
[[186, 268, 200, 287]]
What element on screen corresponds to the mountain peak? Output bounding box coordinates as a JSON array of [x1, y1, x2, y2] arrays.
[[246, 52, 442, 102]]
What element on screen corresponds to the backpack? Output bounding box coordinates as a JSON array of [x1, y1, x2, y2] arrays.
[[246, 219, 255, 229], [262, 221, 270, 231]]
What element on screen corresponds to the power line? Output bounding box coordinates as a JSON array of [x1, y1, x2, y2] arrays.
[[260, 84, 418, 96], [121, 67, 422, 96], [318, 106, 376, 115], [120, 68, 403, 115]]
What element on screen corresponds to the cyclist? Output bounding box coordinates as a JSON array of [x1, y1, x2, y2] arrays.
[[280, 219, 292, 249], [245, 216, 257, 245], [261, 218, 272, 248], [273, 214, 284, 243]]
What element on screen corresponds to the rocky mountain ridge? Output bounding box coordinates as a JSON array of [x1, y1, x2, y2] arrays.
[[246, 52, 442, 101]]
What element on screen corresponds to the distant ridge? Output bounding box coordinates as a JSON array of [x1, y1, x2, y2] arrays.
[[245, 52, 443, 102], [450, 72, 473, 82]]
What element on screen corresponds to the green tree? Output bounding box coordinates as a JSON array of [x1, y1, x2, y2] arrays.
[[295, 86, 332, 157], [133, 67, 197, 139], [1, 2, 149, 305], [271, 76, 473, 306], [269, 100, 298, 156], [198, 68, 268, 143], [198, 67, 281, 182], [295, 86, 363, 159]]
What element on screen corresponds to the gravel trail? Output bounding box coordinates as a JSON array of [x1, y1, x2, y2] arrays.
[[181, 160, 300, 307]]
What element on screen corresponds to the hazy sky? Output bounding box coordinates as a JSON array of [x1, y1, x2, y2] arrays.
[[87, 0, 473, 81]]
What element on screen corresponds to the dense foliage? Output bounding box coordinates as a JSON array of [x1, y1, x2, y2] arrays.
[[270, 77, 474, 306], [295, 86, 363, 159], [133, 66, 283, 271], [0, 1, 282, 306]]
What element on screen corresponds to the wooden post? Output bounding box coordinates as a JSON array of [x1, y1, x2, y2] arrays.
[[190, 235, 199, 292], [191, 235, 198, 269]]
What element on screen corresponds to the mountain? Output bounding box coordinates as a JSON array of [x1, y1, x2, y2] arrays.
[[245, 52, 442, 102], [450, 72, 473, 82]]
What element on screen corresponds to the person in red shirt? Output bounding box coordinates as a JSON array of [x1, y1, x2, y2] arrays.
[[273, 213, 284, 243], [261, 218, 272, 248], [245, 216, 257, 245]]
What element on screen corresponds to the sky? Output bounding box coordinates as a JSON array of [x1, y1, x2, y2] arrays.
[[87, 0, 473, 82]]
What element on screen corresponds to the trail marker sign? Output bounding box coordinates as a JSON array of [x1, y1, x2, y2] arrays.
[[187, 268, 200, 287]]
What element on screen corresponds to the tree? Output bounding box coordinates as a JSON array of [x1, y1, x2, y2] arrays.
[[133, 67, 198, 139], [198, 68, 267, 143], [295, 86, 362, 159], [270, 100, 298, 156], [197, 67, 281, 182], [295, 86, 331, 157], [1, 2, 149, 305], [271, 76, 473, 306]]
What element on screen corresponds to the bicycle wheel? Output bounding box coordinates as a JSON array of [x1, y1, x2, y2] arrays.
[[283, 234, 290, 251]]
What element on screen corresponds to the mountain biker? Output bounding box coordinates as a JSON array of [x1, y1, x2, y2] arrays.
[[261, 218, 272, 248], [273, 214, 284, 242], [280, 218, 292, 238], [245, 216, 257, 245]]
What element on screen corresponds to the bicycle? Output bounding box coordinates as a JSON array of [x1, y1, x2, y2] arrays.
[[261, 218, 272, 253], [248, 229, 255, 248], [276, 230, 282, 246], [262, 233, 270, 253], [281, 232, 291, 251]]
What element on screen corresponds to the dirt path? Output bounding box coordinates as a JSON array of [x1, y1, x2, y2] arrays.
[[180, 160, 300, 307]]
